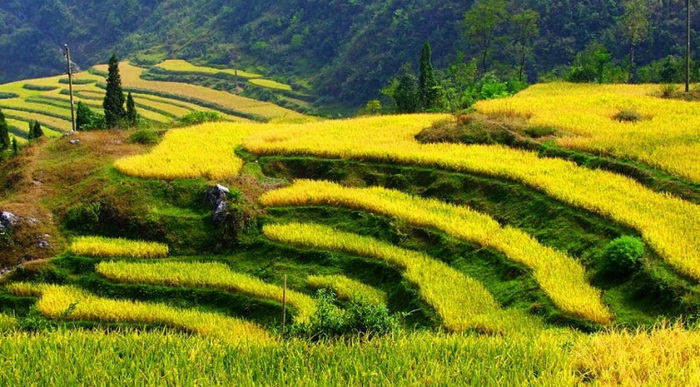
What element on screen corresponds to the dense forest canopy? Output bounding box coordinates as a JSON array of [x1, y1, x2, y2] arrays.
[[0, 0, 697, 105]]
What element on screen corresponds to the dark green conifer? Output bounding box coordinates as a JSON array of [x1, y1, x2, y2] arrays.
[[419, 42, 440, 111], [126, 92, 138, 127], [0, 109, 10, 150], [11, 137, 18, 156], [32, 121, 43, 139], [103, 54, 127, 128]]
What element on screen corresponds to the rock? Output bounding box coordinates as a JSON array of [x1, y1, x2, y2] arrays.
[[36, 240, 50, 248], [69, 139, 80, 145], [0, 211, 19, 233], [27, 218, 40, 225], [205, 184, 231, 224]]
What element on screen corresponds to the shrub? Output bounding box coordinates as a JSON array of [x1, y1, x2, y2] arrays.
[[660, 84, 679, 98], [176, 111, 223, 126], [128, 129, 160, 145], [524, 126, 557, 138], [613, 109, 641, 123], [603, 236, 645, 274], [291, 290, 401, 340]]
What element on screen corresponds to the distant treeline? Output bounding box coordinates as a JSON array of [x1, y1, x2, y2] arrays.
[[0, 0, 697, 106]]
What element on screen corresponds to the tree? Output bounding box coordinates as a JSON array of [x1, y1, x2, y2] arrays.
[[620, 0, 651, 83], [103, 54, 126, 128], [11, 137, 18, 156], [0, 109, 9, 151], [28, 120, 43, 139], [393, 72, 421, 113], [126, 92, 138, 127], [463, 0, 508, 75], [419, 42, 440, 111], [510, 9, 540, 82], [77, 101, 106, 130]]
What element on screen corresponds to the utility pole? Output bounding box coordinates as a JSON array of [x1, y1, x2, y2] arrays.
[[64, 44, 77, 132], [687, 0, 691, 92], [282, 275, 288, 335]]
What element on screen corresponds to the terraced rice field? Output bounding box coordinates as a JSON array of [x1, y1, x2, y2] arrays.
[[261, 183, 611, 324], [70, 236, 169, 258], [0, 60, 304, 132], [476, 83, 700, 183], [7, 283, 271, 344], [307, 274, 387, 306], [265, 223, 515, 332], [243, 115, 700, 283], [95, 261, 317, 323], [92, 62, 304, 120]]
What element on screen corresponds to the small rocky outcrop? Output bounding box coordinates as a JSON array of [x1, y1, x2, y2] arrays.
[[0, 211, 19, 234], [205, 184, 231, 224]]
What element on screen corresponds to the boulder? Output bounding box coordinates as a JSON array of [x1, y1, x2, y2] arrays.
[[205, 184, 231, 225], [0, 211, 19, 233]]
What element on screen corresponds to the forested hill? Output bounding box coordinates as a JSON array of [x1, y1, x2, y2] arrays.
[[1, 0, 695, 106]]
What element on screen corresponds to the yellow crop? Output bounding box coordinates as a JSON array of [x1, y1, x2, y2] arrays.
[[92, 62, 304, 120], [7, 283, 272, 345], [244, 114, 700, 283], [265, 222, 526, 333], [249, 78, 293, 91], [260, 181, 612, 324], [114, 122, 269, 179], [307, 275, 387, 306], [95, 261, 316, 324], [155, 59, 263, 79], [573, 322, 700, 385], [70, 236, 169, 258], [477, 83, 700, 183], [0, 314, 17, 331]]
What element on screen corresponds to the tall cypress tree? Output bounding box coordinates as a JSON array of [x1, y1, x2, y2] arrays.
[[126, 92, 138, 127], [419, 42, 440, 111], [27, 120, 35, 139], [0, 109, 10, 150], [103, 54, 127, 128]]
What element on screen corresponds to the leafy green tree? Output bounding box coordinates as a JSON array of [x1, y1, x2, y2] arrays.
[[394, 72, 421, 113], [510, 9, 540, 82], [419, 42, 440, 111], [103, 54, 126, 128], [0, 109, 9, 151], [463, 0, 508, 75], [126, 92, 138, 127], [620, 0, 651, 83], [77, 101, 106, 130]]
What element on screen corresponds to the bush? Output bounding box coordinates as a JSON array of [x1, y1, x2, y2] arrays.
[[603, 236, 645, 274], [660, 84, 679, 98], [128, 130, 161, 145], [290, 289, 401, 340], [176, 111, 223, 127], [613, 109, 641, 123], [524, 126, 557, 138]]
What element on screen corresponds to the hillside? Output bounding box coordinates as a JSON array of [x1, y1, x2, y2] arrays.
[[0, 60, 308, 142], [1, 78, 700, 383], [1, 0, 697, 106]]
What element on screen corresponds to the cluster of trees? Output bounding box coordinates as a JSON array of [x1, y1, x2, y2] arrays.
[[0, 110, 42, 158], [76, 54, 139, 130], [2, 0, 700, 109]]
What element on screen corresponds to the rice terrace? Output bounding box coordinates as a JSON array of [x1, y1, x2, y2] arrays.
[[1, 0, 700, 385]]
